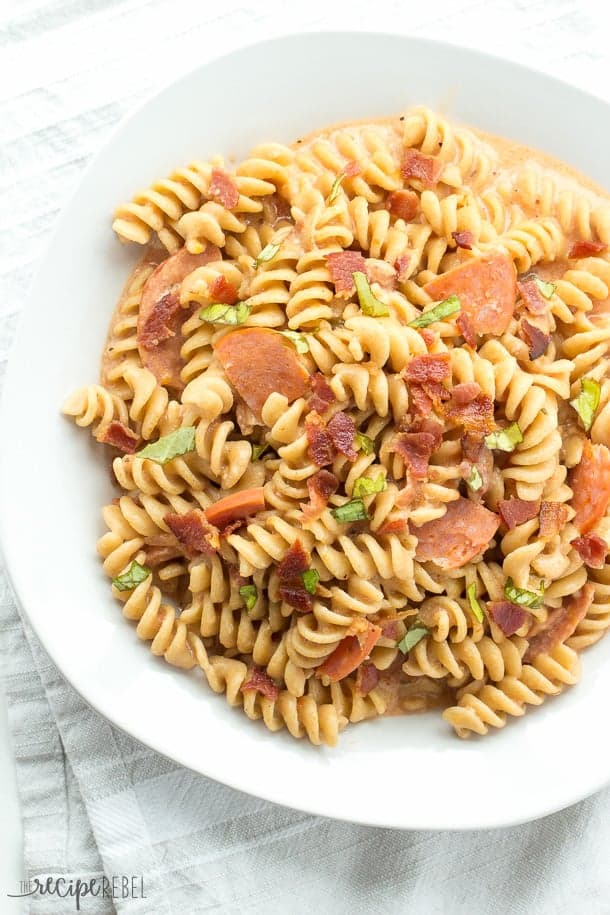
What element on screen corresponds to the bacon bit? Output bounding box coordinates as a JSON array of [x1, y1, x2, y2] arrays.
[[139, 292, 181, 349], [327, 411, 357, 461], [538, 501, 569, 538], [401, 148, 443, 188], [409, 384, 435, 417], [344, 159, 362, 178], [145, 544, 183, 567], [451, 230, 474, 250], [520, 319, 550, 360], [571, 441, 610, 533], [407, 417, 444, 450], [411, 497, 500, 569], [387, 189, 419, 221], [524, 584, 594, 662], [277, 539, 311, 580], [302, 469, 339, 520], [164, 510, 220, 559], [209, 168, 239, 209], [365, 259, 397, 289], [488, 600, 529, 636], [316, 623, 382, 682], [219, 519, 246, 538], [355, 662, 380, 695], [97, 421, 138, 453], [568, 240, 607, 259], [306, 416, 334, 466], [498, 499, 541, 530], [309, 373, 336, 414], [461, 432, 484, 464], [209, 275, 238, 305], [571, 532, 608, 568], [456, 312, 477, 348], [391, 432, 437, 479], [461, 444, 494, 496], [448, 382, 481, 406], [326, 250, 366, 295], [377, 516, 410, 535], [279, 582, 313, 614], [419, 327, 435, 347], [240, 666, 279, 701], [395, 252, 414, 281], [204, 487, 266, 530], [405, 353, 451, 417], [381, 620, 400, 640], [517, 278, 547, 315], [446, 392, 495, 434]]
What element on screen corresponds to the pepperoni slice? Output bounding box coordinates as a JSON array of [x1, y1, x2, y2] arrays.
[[411, 497, 500, 569], [570, 441, 610, 534], [423, 251, 517, 335], [137, 246, 221, 390], [204, 487, 266, 529], [316, 623, 382, 682], [214, 328, 310, 419], [524, 584, 594, 662]]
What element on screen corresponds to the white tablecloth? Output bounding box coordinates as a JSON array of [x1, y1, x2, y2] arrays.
[[2, 1, 610, 912]]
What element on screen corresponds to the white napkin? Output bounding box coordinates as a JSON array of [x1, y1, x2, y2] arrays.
[[2, 1, 610, 912]]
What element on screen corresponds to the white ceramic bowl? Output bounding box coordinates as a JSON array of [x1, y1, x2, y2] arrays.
[[2, 32, 610, 830]]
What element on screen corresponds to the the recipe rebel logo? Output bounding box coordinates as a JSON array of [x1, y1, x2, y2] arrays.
[[7, 874, 146, 910]]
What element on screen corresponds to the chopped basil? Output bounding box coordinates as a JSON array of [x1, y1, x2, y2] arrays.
[[253, 243, 281, 269], [280, 330, 309, 354], [353, 271, 389, 317], [534, 276, 556, 299], [251, 442, 270, 461], [397, 623, 429, 653], [112, 560, 151, 592], [355, 432, 375, 455], [466, 465, 483, 492], [504, 577, 544, 609], [353, 474, 387, 498], [408, 294, 461, 328], [484, 422, 523, 452], [328, 173, 346, 203], [199, 302, 251, 325], [331, 499, 370, 523], [466, 582, 485, 623], [137, 426, 196, 464], [301, 569, 320, 595], [570, 377, 600, 431], [239, 584, 258, 611]]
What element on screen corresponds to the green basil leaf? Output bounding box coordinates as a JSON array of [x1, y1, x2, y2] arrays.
[[484, 422, 523, 452], [280, 330, 309, 354], [534, 276, 556, 299], [137, 427, 196, 464], [353, 271, 389, 317], [253, 243, 281, 269], [251, 442, 270, 461], [355, 432, 375, 455], [397, 623, 429, 653], [331, 499, 370, 523], [466, 465, 483, 492], [353, 474, 387, 498], [328, 173, 346, 203], [301, 569, 320, 595], [466, 582, 485, 623], [570, 377, 601, 431], [112, 560, 151, 592], [199, 302, 251, 325], [239, 584, 258, 611], [408, 294, 461, 328], [504, 577, 544, 609]]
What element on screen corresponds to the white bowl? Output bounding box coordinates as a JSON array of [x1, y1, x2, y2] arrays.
[[2, 32, 610, 830]]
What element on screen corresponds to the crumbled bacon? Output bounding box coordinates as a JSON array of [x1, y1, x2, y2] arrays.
[[139, 292, 181, 349], [524, 584, 594, 662], [309, 373, 335, 414], [568, 240, 607, 258], [451, 230, 474, 250], [391, 432, 437, 479], [419, 327, 436, 348], [539, 501, 569, 538], [407, 417, 444, 450], [456, 311, 477, 347], [449, 382, 481, 406], [404, 354, 451, 417], [327, 412, 357, 461], [517, 278, 547, 315], [279, 581, 313, 614], [571, 532, 608, 568], [326, 250, 366, 295], [164, 510, 220, 559], [306, 416, 334, 466], [520, 319, 550, 360], [461, 444, 494, 496], [395, 252, 414, 281], [488, 600, 529, 636], [240, 666, 280, 701], [145, 544, 183, 567], [401, 148, 443, 188], [461, 432, 484, 464], [498, 499, 540, 529], [209, 275, 238, 305], [446, 392, 495, 434], [209, 168, 239, 209], [377, 516, 410, 535], [278, 540, 310, 580], [302, 469, 339, 520], [380, 620, 399, 640], [97, 421, 138, 453], [386, 189, 419, 221], [344, 159, 362, 177], [355, 662, 380, 695]]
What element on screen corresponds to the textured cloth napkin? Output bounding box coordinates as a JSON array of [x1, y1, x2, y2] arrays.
[[2, 1, 610, 912]]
